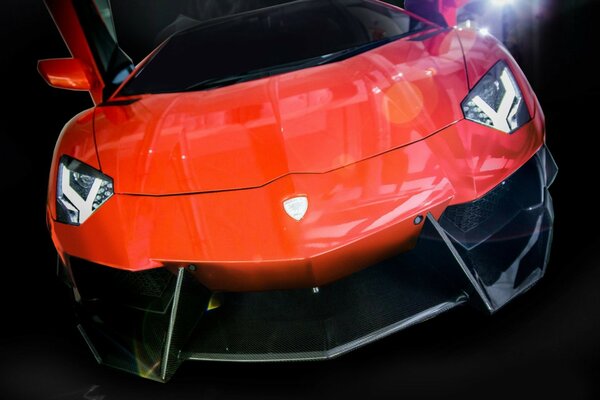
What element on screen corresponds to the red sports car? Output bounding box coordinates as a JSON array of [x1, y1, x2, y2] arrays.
[[40, 0, 557, 382]]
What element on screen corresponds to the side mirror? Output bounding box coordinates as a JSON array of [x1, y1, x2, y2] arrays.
[[38, 58, 95, 91]]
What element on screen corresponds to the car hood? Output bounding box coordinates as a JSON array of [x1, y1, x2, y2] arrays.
[[94, 30, 468, 195]]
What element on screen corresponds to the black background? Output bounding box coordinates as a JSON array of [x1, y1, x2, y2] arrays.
[[2, 0, 600, 398]]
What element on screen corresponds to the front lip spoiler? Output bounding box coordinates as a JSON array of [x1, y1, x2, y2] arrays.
[[60, 145, 556, 382]]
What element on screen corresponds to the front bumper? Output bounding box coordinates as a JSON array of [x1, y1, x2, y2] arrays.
[[58, 146, 556, 382], [50, 116, 545, 292]]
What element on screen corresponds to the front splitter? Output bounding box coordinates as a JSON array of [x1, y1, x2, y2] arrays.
[[64, 146, 556, 382]]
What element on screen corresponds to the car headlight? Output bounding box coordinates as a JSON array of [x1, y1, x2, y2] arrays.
[[56, 156, 114, 225], [462, 61, 530, 134]]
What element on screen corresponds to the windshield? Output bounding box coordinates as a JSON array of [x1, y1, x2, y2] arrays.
[[118, 0, 433, 96]]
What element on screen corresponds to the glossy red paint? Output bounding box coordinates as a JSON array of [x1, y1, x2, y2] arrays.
[[46, 23, 546, 291], [94, 30, 467, 195], [38, 58, 94, 91], [48, 112, 544, 291]]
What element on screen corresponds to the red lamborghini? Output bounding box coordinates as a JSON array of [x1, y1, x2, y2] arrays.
[[39, 0, 557, 381]]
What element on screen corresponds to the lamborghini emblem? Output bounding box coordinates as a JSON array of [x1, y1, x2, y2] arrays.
[[283, 196, 308, 221]]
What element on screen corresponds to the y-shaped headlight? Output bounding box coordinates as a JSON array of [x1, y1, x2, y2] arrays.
[[56, 156, 114, 225], [462, 61, 530, 133]]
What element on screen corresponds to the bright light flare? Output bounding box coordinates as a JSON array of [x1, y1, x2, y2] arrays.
[[492, 0, 514, 6]]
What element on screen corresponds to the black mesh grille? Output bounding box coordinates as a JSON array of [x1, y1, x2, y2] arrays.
[[70, 258, 175, 312], [442, 181, 511, 233], [439, 155, 545, 251], [183, 251, 464, 360], [112, 268, 172, 298]]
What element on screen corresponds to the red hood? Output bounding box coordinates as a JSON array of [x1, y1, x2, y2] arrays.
[[94, 30, 468, 195]]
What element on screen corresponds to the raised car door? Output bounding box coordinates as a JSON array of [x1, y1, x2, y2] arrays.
[[44, 0, 133, 103]]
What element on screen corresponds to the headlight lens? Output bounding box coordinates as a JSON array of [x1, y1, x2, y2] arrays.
[[56, 156, 114, 225], [462, 61, 530, 134]]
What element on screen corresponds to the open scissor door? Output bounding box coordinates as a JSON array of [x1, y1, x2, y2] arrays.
[[44, 0, 133, 103]]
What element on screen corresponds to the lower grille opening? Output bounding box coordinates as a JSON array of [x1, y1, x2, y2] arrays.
[[70, 258, 175, 313], [442, 181, 511, 233]]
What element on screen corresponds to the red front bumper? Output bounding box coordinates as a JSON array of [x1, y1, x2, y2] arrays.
[[49, 114, 544, 292]]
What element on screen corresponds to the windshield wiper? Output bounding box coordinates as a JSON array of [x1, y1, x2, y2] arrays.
[[311, 32, 426, 67], [183, 31, 427, 93], [183, 70, 269, 92], [183, 57, 327, 92]]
